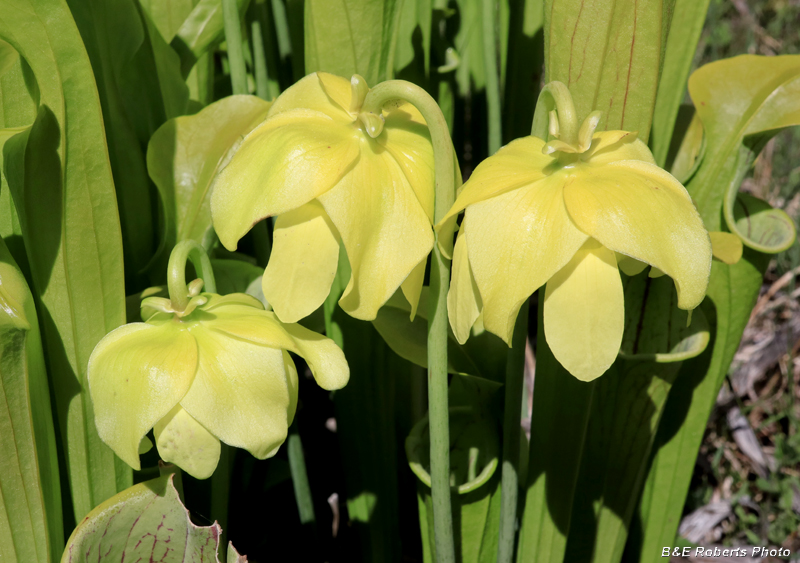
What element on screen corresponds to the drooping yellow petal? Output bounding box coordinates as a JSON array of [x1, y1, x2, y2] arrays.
[[543, 240, 624, 381], [268, 73, 352, 121], [380, 105, 434, 222], [283, 350, 299, 427], [319, 149, 434, 320], [465, 173, 589, 344], [710, 231, 743, 264], [153, 404, 221, 480], [563, 160, 711, 310], [316, 72, 356, 115], [87, 323, 198, 470], [439, 136, 556, 226], [262, 201, 341, 323], [448, 222, 482, 344], [210, 109, 359, 250], [582, 131, 654, 164], [401, 258, 427, 320], [181, 329, 293, 459], [205, 309, 349, 391]]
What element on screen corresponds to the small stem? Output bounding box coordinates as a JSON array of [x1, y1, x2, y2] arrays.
[[287, 421, 317, 529], [531, 81, 578, 145], [363, 80, 457, 563], [497, 299, 530, 563], [251, 19, 271, 100], [167, 241, 217, 310], [222, 0, 248, 95], [481, 0, 502, 154]]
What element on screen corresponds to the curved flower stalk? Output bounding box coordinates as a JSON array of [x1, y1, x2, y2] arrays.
[[87, 242, 349, 480], [210, 72, 435, 323], [443, 82, 713, 382]]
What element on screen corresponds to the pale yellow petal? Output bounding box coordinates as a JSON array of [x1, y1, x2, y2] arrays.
[[465, 173, 589, 344], [181, 330, 293, 459], [439, 136, 556, 225], [583, 131, 654, 164], [543, 240, 624, 381], [380, 105, 434, 222], [316, 72, 355, 114], [210, 109, 359, 250], [563, 160, 711, 310], [447, 222, 482, 344], [263, 201, 341, 323], [154, 404, 221, 480], [401, 258, 427, 320], [283, 351, 299, 425], [205, 309, 349, 391], [319, 150, 434, 320], [710, 231, 743, 264], [87, 323, 198, 470], [268, 72, 352, 121]]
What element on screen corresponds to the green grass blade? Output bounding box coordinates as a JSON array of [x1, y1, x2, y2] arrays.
[[0, 0, 131, 523]]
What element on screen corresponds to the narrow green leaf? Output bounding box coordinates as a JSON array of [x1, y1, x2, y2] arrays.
[[517, 295, 595, 563], [0, 0, 131, 521], [140, 0, 197, 42], [372, 289, 508, 381], [62, 473, 236, 562], [502, 0, 544, 142], [619, 275, 710, 363], [394, 0, 432, 85], [565, 360, 681, 563], [172, 0, 251, 77], [0, 236, 62, 563], [331, 311, 405, 562], [628, 252, 768, 563], [147, 94, 270, 253], [544, 0, 675, 140], [304, 0, 403, 85], [67, 0, 190, 286], [649, 0, 712, 166]]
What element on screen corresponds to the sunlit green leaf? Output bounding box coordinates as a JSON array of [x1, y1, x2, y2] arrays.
[[544, 0, 675, 140], [0, 0, 131, 521], [147, 94, 270, 255], [172, 0, 251, 76], [68, 0, 190, 286], [304, 0, 402, 85], [649, 0, 712, 166], [0, 236, 62, 563]]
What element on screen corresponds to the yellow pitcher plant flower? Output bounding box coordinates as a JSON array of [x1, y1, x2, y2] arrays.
[[210, 72, 435, 323], [443, 83, 712, 381], [87, 242, 349, 479]]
